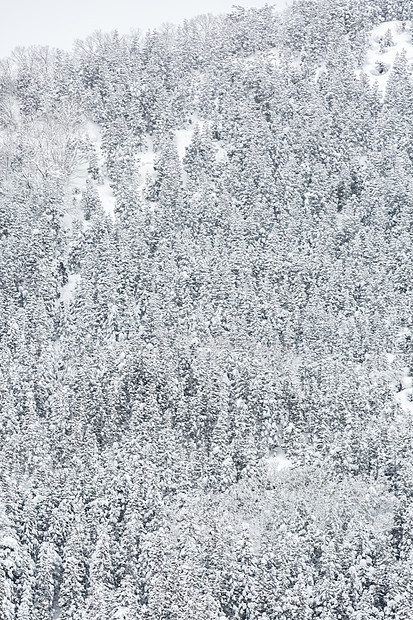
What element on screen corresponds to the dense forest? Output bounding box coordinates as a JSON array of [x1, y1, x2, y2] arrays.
[[1, 0, 413, 617]]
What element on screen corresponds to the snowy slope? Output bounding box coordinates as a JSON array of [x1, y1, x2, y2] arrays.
[[175, 127, 196, 161], [59, 273, 81, 307], [85, 122, 116, 218], [396, 374, 413, 415], [175, 120, 228, 167], [266, 448, 292, 477], [364, 20, 413, 92], [388, 331, 413, 415], [137, 135, 156, 191]]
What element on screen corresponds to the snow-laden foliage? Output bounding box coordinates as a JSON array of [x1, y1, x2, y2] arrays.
[[1, 0, 413, 618]]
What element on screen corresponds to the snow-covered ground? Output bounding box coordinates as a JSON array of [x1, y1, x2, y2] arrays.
[[395, 360, 413, 414], [175, 127, 196, 161], [62, 120, 117, 231], [265, 47, 281, 68], [64, 116, 227, 226], [137, 135, 156, 190], [0, 535, 19, 550], [63, 157, 88, 233], [364, 20, 413, 92], [388, 335, 413, 415], [396, 374, 413, 414], [314, 61, 327, 83], [215, 145, 227, 163], [59, 273, 81, 307], [266, 448, 292, 477], [97, 178, 116, 218], [84, 122, 116, 218], [175, 119, 228, 167]]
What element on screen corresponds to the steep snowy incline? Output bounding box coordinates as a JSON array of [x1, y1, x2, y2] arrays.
[[364, 20, 413, 92]]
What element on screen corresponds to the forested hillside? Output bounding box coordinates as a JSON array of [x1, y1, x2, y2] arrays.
[[1, 0, 413, 617]]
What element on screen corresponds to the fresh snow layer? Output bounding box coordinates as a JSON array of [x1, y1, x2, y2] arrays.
[[137, 136, 156, 190], [64, 159, 88, 231], [266, 449, 292, 477], [314, 61, 327, 83], [113, 609, 129, 620], [175, 128, 195, 161], [396, 388, 413, 414], [85, 121, 116, 218], [97, 179, 116, 218], [64, 120, 116, 221], [0, 535, 19, 550], [59, 273, 81, 305], [174, 116, 206, 161], [392, 330, 413, 415], [175, 122, 228, 167], [396, 372, 413, 415], [364, 20, 413, 92], [265, 47, 280, 68], [215, 144, 227, 163]]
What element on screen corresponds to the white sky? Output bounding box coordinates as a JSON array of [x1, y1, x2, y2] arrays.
[[1, 0, 289, 59]]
